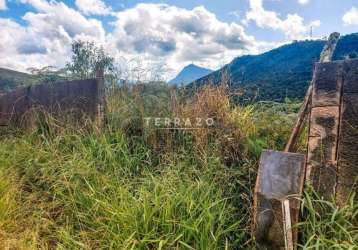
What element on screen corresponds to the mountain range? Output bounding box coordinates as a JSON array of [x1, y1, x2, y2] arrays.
[[169, 64, 213, 85], [191, 33, 358, 102], [0, 68, 35, 93], [1, 33, 358, 102]]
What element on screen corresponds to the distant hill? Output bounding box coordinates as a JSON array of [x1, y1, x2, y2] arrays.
[[0, 67, 34, 92], [169, 64, 213, 85], [191, 33, 358, 102], [0, 67, 69, 93]]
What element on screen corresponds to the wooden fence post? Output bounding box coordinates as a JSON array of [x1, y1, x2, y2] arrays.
[[95, 66, 106, 128]]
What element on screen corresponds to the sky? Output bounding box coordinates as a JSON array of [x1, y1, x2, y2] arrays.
[[0, 0, 357, 80]]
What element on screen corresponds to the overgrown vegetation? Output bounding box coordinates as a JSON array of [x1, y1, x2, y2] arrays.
[[0, 81, 356, 249], [0, 39, 357, 249], [192, 33, 358, 103]]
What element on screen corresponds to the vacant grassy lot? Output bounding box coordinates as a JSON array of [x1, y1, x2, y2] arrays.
[[0, 84, 356, 249]]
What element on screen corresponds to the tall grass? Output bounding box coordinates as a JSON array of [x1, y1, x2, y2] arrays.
[[0, 127, 253, 249], [298, 188, 358, 249], [0, 82, 356, 249]]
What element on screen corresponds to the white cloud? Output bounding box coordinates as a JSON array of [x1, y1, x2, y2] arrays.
[[21, 0, 105, 39], [244, 0, 320, 40], [110, 3, 260, 78], [298, 0, 310, 5], [1, 1, 272, 80], [343, 7, 358, 26], [229, 10, 241, 18], [0, 0, 6, 10], [0, 0, 106, 72], [75, 0, 112, 16], [0, 18, 58, 70]]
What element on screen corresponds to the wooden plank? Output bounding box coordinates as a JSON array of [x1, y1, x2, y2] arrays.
[[343, 59, 358, 93], [284, 85, 312, 152], [96, 67, 106, 128], [307, 106, 339, 199], [282, 199, 294, 250], [337, 93, 358, 206], [312, 61, 343, 107], [309, 106, 340, 140]]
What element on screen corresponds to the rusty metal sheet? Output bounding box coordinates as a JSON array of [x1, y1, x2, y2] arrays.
[[308, 59, 358, 204], [343, 59, 358, 93], [312, 61, 343, 107], [309, 106, 340, 139], [0, 86, 29, 126], [337, 93, 358, 206], [257, 150, 306, 200], [254, 150, 305, 250], [0, 78, 102, 128], [307, 104, 340, 199]]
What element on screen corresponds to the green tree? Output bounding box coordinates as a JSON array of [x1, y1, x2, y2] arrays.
[[66, 40, 114, 79]]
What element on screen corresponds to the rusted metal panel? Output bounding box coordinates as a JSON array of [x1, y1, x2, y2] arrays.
[[312, 61, 343, 107], [309, 106, 340, 140], [307, 107, 340, 197], [0, 78, 102, 128], [343, 59, 358, 93], [337, 93, 358, 205], [253, 150, 305, 250], [307, 58, 358, 204], [0, 87, 29, 126], [307, 59, 343, 199]]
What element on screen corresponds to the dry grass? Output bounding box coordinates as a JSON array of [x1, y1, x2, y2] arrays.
[[0, 82, 355, 249]]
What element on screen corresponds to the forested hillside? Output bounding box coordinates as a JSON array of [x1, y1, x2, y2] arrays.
[[0, 68, 34, 92], [192, 33, 358, 102]]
